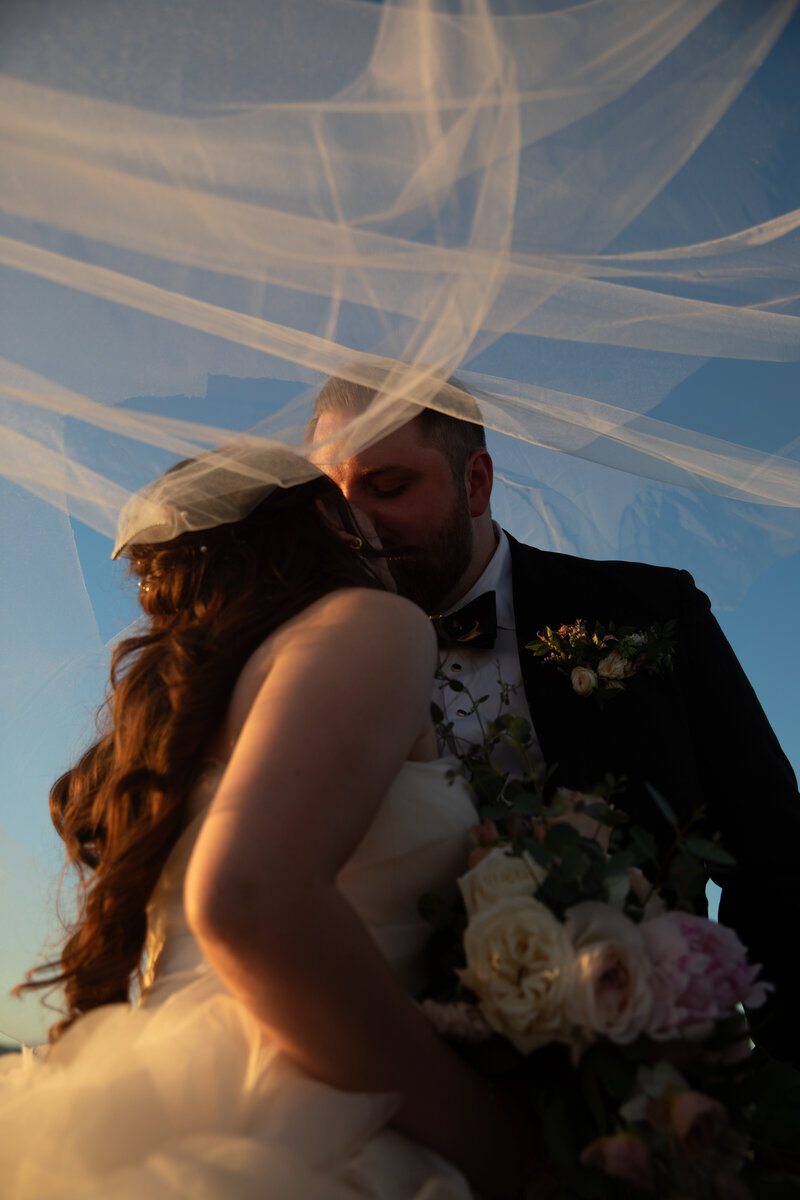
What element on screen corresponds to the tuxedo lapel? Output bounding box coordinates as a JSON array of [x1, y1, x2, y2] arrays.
[[507, 535, 597, 783], [506, 533, 692, 803]]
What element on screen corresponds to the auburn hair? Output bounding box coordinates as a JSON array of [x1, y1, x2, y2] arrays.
[[18, 474, 381, 1040]]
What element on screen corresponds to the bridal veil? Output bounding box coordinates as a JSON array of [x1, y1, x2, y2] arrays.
[[1, 0, 798, 1042]]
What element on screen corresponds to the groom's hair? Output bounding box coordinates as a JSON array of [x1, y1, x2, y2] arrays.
[[309, 369, 486, 481]]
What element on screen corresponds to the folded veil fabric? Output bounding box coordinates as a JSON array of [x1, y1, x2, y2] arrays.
[[1, 0, 799, 1043]]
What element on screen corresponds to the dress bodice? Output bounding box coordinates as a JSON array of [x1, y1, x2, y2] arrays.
[[141, 757, 477, 1004]]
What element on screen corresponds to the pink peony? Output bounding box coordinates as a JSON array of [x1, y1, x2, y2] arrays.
[[641, 912, 767, 1040], [580, 1133, 654, 1192]]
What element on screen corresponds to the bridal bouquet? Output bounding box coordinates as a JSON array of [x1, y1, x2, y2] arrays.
[[420, 695, 800, 1198]]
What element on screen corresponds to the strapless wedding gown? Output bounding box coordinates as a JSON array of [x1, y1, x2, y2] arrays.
[[0, 759, 479, 1199]]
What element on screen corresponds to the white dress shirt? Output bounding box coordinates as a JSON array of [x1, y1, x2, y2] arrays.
[[432, 527, 542, 771]]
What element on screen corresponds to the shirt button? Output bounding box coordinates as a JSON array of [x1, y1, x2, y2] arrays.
[[451, 663, 462, 672]]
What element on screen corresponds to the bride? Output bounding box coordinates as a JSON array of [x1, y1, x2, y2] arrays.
[[0, 449, 542, 1199]]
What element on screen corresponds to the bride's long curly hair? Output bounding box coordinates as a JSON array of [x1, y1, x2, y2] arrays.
[[18, 473, 381, 1041]]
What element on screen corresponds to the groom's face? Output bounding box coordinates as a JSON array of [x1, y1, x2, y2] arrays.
[[313, 416, 475, 612]]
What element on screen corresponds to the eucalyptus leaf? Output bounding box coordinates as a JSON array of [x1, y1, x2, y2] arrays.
[[684, 835, 737, 866], [479, 804, 514, 821], [417, 892, 455, 929], [523, 839, 552, 867], [580, 801, 613, 821], [606, 849, 637, 874], [540, 876, 582, 911], [508, 716, 532, 742], [629, 825, 657, 860], [504, 778, 538, 803], [581, 1042, 637, 1103], [542, 1094, 579, 1167], [509, 798, 541, 819], [667, 850, 707, 907], [560, 846, 590, 882], [545, 823, 582, 853], [646, 783, 677, 827]]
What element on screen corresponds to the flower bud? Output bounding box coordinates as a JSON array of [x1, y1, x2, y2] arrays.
[[580, 1133, 654, 1192]]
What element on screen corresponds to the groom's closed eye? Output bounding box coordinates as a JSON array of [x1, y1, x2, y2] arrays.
[[364, 471, 416, 498]]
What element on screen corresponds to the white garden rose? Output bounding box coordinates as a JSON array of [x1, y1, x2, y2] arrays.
[[459, 896, 574, 1054], [570, 666, 597, 696], [458, 847, 547, 918], [597, 651, 634, 681], [566, 902, 653, 1045]]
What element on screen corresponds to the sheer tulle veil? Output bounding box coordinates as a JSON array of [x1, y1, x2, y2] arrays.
[[1, 0, 799, 1042]]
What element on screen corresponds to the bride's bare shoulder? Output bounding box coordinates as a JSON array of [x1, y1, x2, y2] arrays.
[[301, 587, 432, 638], [224, 589, 433, 746]]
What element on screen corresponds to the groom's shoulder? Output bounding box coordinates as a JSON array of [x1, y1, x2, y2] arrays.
[[503, 531, 696, 601]]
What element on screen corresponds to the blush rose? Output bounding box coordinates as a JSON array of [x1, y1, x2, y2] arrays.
[[567, 902, 653, 1044]]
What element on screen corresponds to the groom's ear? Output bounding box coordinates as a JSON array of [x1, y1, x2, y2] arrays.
[[465, 449, 493, 518]]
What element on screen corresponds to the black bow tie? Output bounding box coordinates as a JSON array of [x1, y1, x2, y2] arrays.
[[431, 591, 497, 649]]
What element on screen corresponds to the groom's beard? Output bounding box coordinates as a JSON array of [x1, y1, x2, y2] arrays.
[[384, 490, 473, 614]]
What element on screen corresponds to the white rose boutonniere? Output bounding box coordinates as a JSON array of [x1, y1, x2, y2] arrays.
[[528, 618, 677, 704], [570, 666, 598, 696]]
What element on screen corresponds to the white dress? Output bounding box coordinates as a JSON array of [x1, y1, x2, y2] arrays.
[[0, 759, 478, 1199]]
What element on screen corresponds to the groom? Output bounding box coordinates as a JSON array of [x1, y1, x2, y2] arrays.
[[311, 372, 800, 1068]]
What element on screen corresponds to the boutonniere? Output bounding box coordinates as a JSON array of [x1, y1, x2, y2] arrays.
[[526, 618, 676, 703]]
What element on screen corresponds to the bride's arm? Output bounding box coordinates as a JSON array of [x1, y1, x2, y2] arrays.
[[184, 588, 537, 1197]]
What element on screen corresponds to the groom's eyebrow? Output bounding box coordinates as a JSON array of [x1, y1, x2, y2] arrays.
[[360, 465, 418, 485], [361, 462, 417, 477]]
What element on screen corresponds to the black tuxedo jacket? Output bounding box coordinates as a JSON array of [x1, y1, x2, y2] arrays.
[[507, 534, 800, 1067]]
